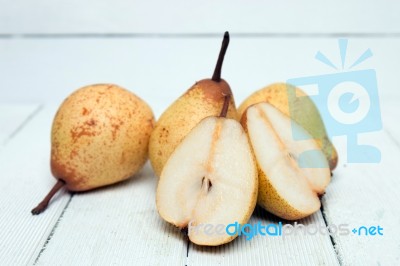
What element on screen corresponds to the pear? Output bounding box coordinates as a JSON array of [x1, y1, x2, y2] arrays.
[[149, 32, 238, 177], [157, 95, 258, 245], [32, 84, 155, 215], [241, 102, 330, 220], [238, 83, 338, 170]]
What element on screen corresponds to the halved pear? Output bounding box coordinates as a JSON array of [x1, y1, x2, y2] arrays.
[[242, 102, 330, 220], [156, 116, 258, 246], [239, 83, 338, 170]]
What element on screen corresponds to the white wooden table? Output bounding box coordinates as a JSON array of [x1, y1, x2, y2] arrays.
[[1, 1, 400, 265]]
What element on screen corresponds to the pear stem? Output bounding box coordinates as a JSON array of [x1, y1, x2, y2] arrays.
[[31, 179, 65, 215], [219, 94, 231, 118], [212, 31, 230, 82]]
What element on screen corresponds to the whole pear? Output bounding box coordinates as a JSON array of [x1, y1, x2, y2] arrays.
[[149, 32, 238, 177], [238, 83, 338, 170], [32, 84, 155, 215]]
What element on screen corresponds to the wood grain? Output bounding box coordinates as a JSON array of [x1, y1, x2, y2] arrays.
[[0, 104, 41, 147], [188, 208, 339, 266], [0, 105, 71, 265], [322, 106, 400, 265]]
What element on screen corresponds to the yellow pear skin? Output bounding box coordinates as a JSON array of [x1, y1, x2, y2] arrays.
[[239, 83, 338, 170], [32, 84, 155, 215], [149, 32, 238, 177]]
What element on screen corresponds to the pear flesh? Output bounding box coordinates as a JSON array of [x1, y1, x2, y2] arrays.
[[244, 102, 330, 220], [156, 117, 258, 246], [239, 83, 338, 171]]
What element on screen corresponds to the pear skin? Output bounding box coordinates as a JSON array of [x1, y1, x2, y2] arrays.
[[149, 32, 238, 177], [239, 83, 338, 170], [32, 84, 155, 215]]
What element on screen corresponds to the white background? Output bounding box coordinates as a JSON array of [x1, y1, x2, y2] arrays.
[[0, 1, 399, 265]]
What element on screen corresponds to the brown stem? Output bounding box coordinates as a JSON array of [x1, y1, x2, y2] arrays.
[[31, 179, 65, 215], [212, 31, 230, 82], [219, 94, 231, 118]]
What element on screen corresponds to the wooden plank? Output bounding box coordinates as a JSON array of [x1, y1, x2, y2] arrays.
[[0, 38, 399, 112], [0, 105, 71, 265], [34, 162, 187, 265], [381, 102, 400, 143], [187, 208, 339, 266], [0, 103, 41, 147], [321, 107, 400, 265], [0, 1, 399, 34], [0, 36, 399, 264]]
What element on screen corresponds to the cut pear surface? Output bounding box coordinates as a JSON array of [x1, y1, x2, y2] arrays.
[[245, 102, 330, 220], [156, 117, 258, 246]]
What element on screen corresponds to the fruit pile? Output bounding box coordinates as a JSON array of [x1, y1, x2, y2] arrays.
[[32, 32, 337, 246]]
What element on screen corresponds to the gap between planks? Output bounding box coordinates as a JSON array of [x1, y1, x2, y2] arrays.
[[33, 194, 74, 265], [2, 33, 400, 40], [2, 104, 44, 146]]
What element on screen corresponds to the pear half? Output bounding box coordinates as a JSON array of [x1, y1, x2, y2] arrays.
[[242, 102, 330, 220], [156, 116, 258, 246], [239, 83, 338, 170]]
